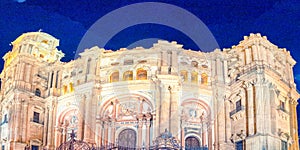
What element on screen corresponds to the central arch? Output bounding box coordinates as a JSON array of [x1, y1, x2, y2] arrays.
[[185, 136, 200, 150], [118, 129, 136, 150]]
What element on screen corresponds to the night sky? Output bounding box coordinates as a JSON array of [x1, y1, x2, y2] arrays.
[[1, 0, 300, 133]]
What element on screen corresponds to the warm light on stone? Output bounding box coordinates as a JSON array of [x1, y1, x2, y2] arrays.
[[0, 31, 298, 150]]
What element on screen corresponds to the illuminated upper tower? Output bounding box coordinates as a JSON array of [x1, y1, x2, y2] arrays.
[[3, 31, 64, 68]]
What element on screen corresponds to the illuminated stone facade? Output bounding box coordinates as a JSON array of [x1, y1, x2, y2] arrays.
[[0, 32, 298, 150]]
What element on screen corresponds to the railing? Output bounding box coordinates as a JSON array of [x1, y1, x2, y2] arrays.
[[30, 118, 44, 125], [230, 106, 245, 116], [278, 106, 289, 114]]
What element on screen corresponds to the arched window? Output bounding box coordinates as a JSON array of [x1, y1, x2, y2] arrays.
[[180, 70, 188, 82], [201, 73, 208, 85], [35, 88, 41, 97], [123, 71, 133, 81], [69, 83, 74, 92], [110, 71, 119, 82], [191, 71, 198, 83], [63, 85, 68, 94], [136, 68, 147, 80]]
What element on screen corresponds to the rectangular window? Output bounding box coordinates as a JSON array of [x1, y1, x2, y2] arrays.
[[3, 114, 7, 123], [236, 100, 242, 111], [236, 141, 243, 150], [50, 72, 54, 88], [33, 112, 40, 123], [32, 145, 39, 150], [281, 140, 287, 150], [124, 60, 133, 65], [55, 71, 59, 88], [280, 101, 285, 111]]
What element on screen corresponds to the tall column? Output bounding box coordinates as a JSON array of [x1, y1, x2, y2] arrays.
[[43, 107, 49, 146], [244, 82, 255, 136], [170, 86, 180, 136], [46, 106, 54, 149], [8, 104, 15, 142], [104, 122, 109, 147], [137, 116, 143, 149], [54, 127, 61, 148], [22, 101, 29, 143], [202, 130, 207, 147], [145, 114, 151, 149], [14, 99, 21, 142], [110, 122, 115, 145], [180, 121, 185, 148], [83, 95, 90, 142], [208, 126, 213, 150], [252, 44, 259, 61], [62, 126, 67, 144], [95, 120, 102, 147], [224, 100, 231, 142]]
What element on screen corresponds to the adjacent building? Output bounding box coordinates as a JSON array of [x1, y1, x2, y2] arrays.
[[0, 32, 298, 150]]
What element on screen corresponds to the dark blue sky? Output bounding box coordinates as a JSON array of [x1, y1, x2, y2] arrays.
[[1, 0, 300, 129]]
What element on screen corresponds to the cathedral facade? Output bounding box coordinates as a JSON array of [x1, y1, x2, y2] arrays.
[[0, 32, 298, 150]]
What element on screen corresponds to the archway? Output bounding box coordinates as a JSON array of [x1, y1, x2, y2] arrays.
[[118, 129, 136, 150], [185, 136, 200, 150]]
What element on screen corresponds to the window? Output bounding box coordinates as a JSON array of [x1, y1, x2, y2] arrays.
[[3, 114, 7, 123], [123, 71, 133, 81], [35, 88, 41, 97], [280, 101, 285, 111], [110, 71, 119, 82], [191, 71, 198, 83], [235, 141, 243, 150], [236, 100, 242, 111], [136, 68, 147, 80], [86, 58, 91, 74], [69, 83, 74, 92], [124, 60, 133, 65], [201, 73, 208, 85], [180, 71, 188, 82], [33, 112, 40, 123], [281, 140, 287, 150], [63, 85, 68, 94], [32, 145, 39, 150], [191, 61, 198, 67]]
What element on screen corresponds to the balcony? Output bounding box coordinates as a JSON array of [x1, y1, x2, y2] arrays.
[[30, 118, 44, 125], [277, 106, 289, 114], [230, 106, 245, 116]]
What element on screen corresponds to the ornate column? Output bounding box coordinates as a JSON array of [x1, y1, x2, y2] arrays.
[[110, 121, 116, 145], [243, 82, 255, 136], [137, 115, 143, 149], [8, 103, 15, 142], [46, 105, 54, 149], [145, 114, 152, 149], [21, 100, 29, 143], [95, 120, 102, 147], [83, 95, 90, 142], [180, 120, 185, 148], [224, 99, 231, 142], [43, 106, 49, 146], [62, 126, 67, 144], [54, 127, 62, 148], [252, 44, 259, 61], [14, 98, 21, 142], [104, 122, 109, 147], [208, 125, 213, 150]]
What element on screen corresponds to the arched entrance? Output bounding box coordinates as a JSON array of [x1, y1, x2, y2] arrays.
[[118, 129, 136, 150], [185, 136, 200, 150]]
